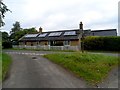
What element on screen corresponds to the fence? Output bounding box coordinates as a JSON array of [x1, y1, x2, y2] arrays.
[[13, 45, 79, 51]]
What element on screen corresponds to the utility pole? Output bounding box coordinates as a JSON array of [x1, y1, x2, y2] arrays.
[[79, 22, 84, 53]]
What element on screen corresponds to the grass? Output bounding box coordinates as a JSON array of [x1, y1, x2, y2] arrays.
[[85, 50, 120, 54], [44, 52, 118, 85], [2, 53, 12, 81]]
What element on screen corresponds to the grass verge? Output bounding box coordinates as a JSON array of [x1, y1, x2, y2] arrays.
[[44, 52, 118, 85], [2, 53, 12, 81], [85, 50, 120, 54]]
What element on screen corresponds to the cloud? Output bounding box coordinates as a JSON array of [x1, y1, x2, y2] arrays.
[[3, 0, 119, 35]]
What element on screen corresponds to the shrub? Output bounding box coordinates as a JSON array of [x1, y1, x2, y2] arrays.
[[2, 41, 12, 49], [83, 36, 120, 51]]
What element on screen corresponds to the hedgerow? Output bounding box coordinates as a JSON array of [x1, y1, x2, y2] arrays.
[[83, 36, 120, 51]]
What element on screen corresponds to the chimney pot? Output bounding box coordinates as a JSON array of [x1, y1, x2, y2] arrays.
[[39, 27, 42, 33]]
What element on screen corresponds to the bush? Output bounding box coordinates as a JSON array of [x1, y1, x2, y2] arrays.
[[83, 36, 120, 51], [2, 41, 12, 49]]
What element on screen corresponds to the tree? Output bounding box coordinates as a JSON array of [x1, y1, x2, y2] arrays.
[[2, 31, 9, 42], [9, 21, 21, 45], [10, 21, 22, 34], [23, 27, 38, 34], [10, 21, 22, 42], [12, 27, 38, 41], [10, 21, 38, 45], [0, 0, 11, 27]]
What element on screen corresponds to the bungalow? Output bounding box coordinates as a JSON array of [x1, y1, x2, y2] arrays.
[[18, 22, 117, 50], [19, 28, 83, 47]]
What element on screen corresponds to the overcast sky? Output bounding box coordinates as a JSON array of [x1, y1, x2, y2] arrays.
[[2, 0, 119, 35]]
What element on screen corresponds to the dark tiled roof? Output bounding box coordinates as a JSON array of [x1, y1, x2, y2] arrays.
[[91, 29, 116, 32], [19, 29, 82, 41], [19, 29, 117, 41]]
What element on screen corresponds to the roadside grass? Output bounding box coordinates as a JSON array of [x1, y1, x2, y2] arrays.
[[2, 53, 12, 80], [85, 50, 120, 54], [44, 52, 118, 85]]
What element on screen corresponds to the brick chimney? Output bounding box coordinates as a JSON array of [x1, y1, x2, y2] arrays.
[[79, 22, 83, 30], [39, 27, 42, 33]]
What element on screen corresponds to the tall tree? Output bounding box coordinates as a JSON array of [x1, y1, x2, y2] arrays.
[[10, 21, 38, 44], [11, 27, 38, 41], [0, 0, 11, 27], [10, 21, 22, 44], [10, 21, 21, 34]]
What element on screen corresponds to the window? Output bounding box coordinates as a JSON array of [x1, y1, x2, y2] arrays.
[[64, 41, 70, 45]]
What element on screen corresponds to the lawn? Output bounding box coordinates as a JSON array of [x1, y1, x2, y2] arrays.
[[2, 53, 12, 80], [44, 52, 118, 85]]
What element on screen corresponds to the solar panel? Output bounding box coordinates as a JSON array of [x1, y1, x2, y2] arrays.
[[24, 34, 38, 37], [48, 32, 62, 36], [38, 33, 47, 37], [64, 31, 76, 35]]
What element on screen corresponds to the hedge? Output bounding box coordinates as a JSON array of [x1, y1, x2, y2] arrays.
[[83, 36, 120, 51], [2, 41, 12, 49]]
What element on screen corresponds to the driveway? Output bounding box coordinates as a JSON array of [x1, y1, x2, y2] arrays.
[[3, 50, 89, 88], [3, 50, 119, 88]]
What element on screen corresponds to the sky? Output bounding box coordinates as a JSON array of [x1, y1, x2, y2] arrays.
[[1, 0, 120, 35]]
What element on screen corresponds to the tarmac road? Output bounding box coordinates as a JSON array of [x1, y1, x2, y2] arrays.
[[2, 51, 89, 88]]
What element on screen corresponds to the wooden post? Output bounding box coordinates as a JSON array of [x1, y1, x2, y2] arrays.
[[79, 22, 84, 53]]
